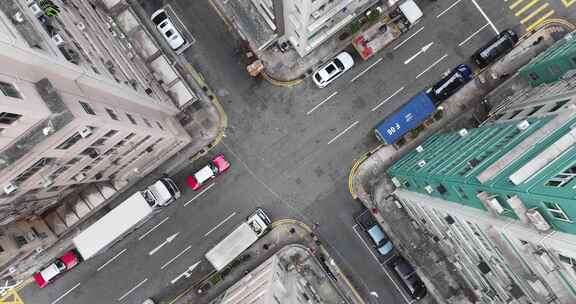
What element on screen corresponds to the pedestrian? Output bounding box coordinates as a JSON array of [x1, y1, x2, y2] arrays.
[[313, 222, 320, 230]]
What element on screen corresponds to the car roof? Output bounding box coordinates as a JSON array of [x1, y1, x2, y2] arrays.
[[335, 52, 354, 69], [59, 251, 78, 267], [39, 264, 61, 282], [212, 155, 230, 172], [194, 165, 215, 184], [367, 225, 386, 244]]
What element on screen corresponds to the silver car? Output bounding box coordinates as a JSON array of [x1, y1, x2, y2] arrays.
[[151, 9, 186, 50]]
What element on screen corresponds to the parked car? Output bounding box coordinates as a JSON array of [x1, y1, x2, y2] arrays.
[[33, 251, 81, 288], [187, 154, 230, 190], [426, 64, 473, 103], [387, 256, 427, 300], [312, 52, 355, 88], [151, 9, 186, 50], [355, 210, 394, 257], [471, 29, 518, 68]]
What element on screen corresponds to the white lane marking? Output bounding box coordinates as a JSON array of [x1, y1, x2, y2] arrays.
[[307, 91, 338, 115], [470, 0, 498, 34], [458, 23, 490, 46], [117, 278, 148, 301], [50, 283, 81, 304], [436, 0, 464, 18], [393, 27, 425, 50], [204, 212, 237, 237], [97, 249, 127, 272], [138, 217, 170, 241], [149, 232, 180, 256], [161, 245, 192, 270], [170, 261, 201, 284], [415, 54, 448, 79], [351, 225, 412, 304], [350, 58, 383, 83], [371, 86, 405, 112], [184, 183, 215, 207], [404, 42, 434, 64], [327, 121, 359, 145]]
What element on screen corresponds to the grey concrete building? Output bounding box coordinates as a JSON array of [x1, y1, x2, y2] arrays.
[[251, 0, 378, 57], [0, 0, 191, 270]]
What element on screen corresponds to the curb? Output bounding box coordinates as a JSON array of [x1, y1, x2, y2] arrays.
[[260, 71, 305, 88], [183, 64, 228, 161], [348, 144, 383, 200]]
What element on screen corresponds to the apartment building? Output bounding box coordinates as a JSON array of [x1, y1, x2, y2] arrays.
[[252, 0, 378, 57], [387, 74, 576, 303], [0, 0, 191, 269]]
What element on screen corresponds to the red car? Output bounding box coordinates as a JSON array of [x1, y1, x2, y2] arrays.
[[33, 251, 80, 288], [187, 155, 230, 190]]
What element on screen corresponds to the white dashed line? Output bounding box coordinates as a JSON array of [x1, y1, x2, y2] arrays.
[[327, 121, 359, 145], [393, 27, 425, 50], [307, 91, 338, 115], [138, 217, 170, 240], [436, 0, 464, 18], [117, 279, 148, 301], [350, 58, 383, 83], [97, 249, 127, 272], [415, 54, 448, 79], [372, 86, 405, 112], [458, 23, 490, 46], [184, 183, 215, 207], [161, 245, 192, 270], [204, 212, 237, 237], [50, 283, 81, 304]]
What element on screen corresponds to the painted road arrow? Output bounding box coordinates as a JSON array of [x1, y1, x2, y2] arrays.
[[404, 42, 434, 64], [148, 232, 180, 256]]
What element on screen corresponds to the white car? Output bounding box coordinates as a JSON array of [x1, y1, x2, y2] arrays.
[[151, 9, 186, 50], [312, 52, 355, 88]]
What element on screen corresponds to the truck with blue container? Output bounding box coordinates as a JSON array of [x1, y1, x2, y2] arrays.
[[374, 91, 436, 145]]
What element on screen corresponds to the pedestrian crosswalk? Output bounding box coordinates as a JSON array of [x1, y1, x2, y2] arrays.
[[505, 0, 555, 31]]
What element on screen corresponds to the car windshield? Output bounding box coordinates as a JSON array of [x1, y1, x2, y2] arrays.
[[54, 260, 66, 271], [334, 59, 344, 70], [325, 63, 337, 74], [152, 12, 167, 25], [480, 36, 509, 58], [165, 30, 174, 38]]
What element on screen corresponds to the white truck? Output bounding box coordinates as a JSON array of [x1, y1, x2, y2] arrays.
[[73, 177, 180, 260], [205, 208, 271, 271]]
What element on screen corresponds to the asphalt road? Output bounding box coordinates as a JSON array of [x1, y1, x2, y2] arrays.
[[19, 0, 548, 304]]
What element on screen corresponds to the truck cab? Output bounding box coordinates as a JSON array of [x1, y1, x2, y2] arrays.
[[147, 177, 181, 207], [247, 208, 271, 237]]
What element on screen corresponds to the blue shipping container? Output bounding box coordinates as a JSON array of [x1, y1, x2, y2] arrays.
[[374, 92, 436, 144]]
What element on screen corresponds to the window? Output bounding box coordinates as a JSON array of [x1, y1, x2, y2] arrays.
[[106, 108, 119, 120], [528, 72, 539, 81], [546, 164, 576, 187], [0, 112, 21, 125], [124, 132, 136, 140], [0, 81, 21, 99], [549, 64, 562, 77], [455, 186, 469, 199], [559, 254, 576, 265], [527, 105, 543, 116], [143, 117, 152, 128], [56, 132, 83, 150], [126, 113, 137, 125], [549, 100, 568, 112], [79, 101, 96, 115], [103, 130, 118, 137], [14, 158, 55, 183], [14, 235, 27, 248], [156, 121, 164, 130], [66, 157, 82, 165], [508, 110, 521, 119], [543, 201, 571, 221], [91, 138, 107, 146]]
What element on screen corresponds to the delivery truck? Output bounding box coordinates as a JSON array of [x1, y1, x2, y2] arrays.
[[205, 208, 271, 271], [375, 91, 436, 145], [73, 177, 180, 260]]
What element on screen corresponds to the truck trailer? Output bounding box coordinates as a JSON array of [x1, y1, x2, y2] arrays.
[[73, 177, 180, 260], [205, 208, 271, 271]]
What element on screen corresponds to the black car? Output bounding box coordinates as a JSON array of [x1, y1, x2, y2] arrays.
[[471, 29, 518, 68], [426, 64, 473, 103], [387, 256, 427, 300]]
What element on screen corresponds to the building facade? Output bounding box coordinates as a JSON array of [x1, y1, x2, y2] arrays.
[[520, 33, 576, 87], [0, 0, 191, 269], [387, 75, 576, 303], [252, 0, 378, 57]]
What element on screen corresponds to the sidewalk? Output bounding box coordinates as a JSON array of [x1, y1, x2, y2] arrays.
[[162, 220, 364, 304], [209, 0, 390, 82], [349, 22, 574, 304]]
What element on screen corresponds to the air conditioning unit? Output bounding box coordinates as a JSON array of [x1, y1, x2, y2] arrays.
[[42, 178, 53, 188], [12, 11, 24, 23], [75, 172, 87, 181], [417, 160, 426, 168], [526, 209, 552, 231], [3, 182, 17, 195], [486, 198, 505, 214], [8, 267, 16, 274], [34, 247, 44, 254], [77, 22, 86, 31], [25, 231, 37, 241], [51, 34, 64, 46], [416, 146, 424, 153], [126, 43, 133, 49], [458, 129, 469, 137], [29, 4, 43, 17], [517, 120, 530, 130], [424, 185, 434, 194], [311, 11, 322, 19], [79, 126, 92, 138], [42, 125, 54, 136], [391, 177, 401, 187], [110, 31, 117, 37]]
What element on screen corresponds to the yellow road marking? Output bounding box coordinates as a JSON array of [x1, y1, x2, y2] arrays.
[[509, 0, 526, 9], [515, 0, 541, 16], [520, 3, 549, 23], [526, 10, 555, 31], [562, 0, 576, 7]]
